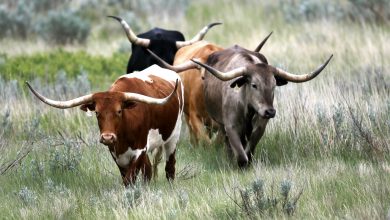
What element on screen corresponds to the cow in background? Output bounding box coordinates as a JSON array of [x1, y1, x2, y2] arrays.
[[108, 16, 221, 73]]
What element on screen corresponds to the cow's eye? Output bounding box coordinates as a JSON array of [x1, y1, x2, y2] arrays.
[[251, 83, 257, 89], [95, 111, 100, 117], [117, 110, 122, 115]]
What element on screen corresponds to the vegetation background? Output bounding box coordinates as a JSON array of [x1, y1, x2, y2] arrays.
[[0, 0, 389, 219]]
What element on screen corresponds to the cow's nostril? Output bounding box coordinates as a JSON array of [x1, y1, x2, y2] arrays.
[[264, 108, 276, 119], [100, 133, 117, 144]]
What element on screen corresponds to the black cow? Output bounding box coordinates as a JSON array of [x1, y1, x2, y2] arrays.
[[108, 16, 221, 73]]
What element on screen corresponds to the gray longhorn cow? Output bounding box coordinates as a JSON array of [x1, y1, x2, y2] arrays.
[[192, 45, 332, 167]]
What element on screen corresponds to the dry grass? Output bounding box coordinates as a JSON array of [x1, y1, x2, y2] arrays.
[[0, 0, 389, 219]]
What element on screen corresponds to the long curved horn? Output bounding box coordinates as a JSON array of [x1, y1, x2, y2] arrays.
[[272, 55, 333, 83], [146, 49, 200, 72], [123, 79, 179, 104], [254, 31, 273, 52], [176, 22, 222, 48], [26, 82, 93, 109], [191, 59, 247, 81], [108, 15, 150, 47]]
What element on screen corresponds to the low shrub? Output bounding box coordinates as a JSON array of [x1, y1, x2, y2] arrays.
[[35, 10, 90, 45], [228, 178, 303, 217], [0, 5, 11, 38]]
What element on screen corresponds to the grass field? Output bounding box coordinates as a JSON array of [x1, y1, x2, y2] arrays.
[[0, 0, 389, 219]]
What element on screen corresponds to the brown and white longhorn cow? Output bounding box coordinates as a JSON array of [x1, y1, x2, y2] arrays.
[[147, 33, 273, 146], [27, 65, 184, 186]]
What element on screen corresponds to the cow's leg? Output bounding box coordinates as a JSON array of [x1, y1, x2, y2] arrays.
[[184, 114, 198, 146], [188, 112, 211, 146], [118, 166, 127, 181], [163, 138, 179, 181], [245, 125, 266, 164], [164, 148, 176, 181], [245, 117, 268, 163], [140, 152, 152, 182], [112, 153, 127, 180], [163, 112, 182, 181], [225, 126, 248, 168], [220, 129, 233, 157], [151, 147, 163, 180], [123, 160, 138, 186], [123, 152, 154, 186]]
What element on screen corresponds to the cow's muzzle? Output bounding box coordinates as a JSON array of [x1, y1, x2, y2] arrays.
[[263, 108, 276, 119], [100, 133, 117, 145]]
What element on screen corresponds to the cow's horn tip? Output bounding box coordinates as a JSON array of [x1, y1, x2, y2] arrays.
[[107, 15, 121, 21], [210, 22, 223, 27], [325, 54, 334, 63]]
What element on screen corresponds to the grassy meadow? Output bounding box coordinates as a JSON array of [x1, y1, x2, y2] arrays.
[[0, 0, 389, 219]]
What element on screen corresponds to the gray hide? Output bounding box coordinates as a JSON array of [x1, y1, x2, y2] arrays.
[[203, 45, 285, 167]]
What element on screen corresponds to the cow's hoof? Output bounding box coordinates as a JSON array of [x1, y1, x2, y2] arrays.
[[237, 156, 249, 168], [166, 174, 175, 182]]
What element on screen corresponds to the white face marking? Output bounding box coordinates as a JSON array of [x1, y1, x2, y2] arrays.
[[112, 147, 146, 168]]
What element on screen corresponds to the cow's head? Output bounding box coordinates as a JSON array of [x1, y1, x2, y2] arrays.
[[108, 16, 221, 73], [108, 16, 221, 49], [192, 54, 333, 119], [26, 80, 178, 146]]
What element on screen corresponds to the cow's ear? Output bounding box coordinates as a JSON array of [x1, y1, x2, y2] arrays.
[[80, 103, 95, 112], [275, 75, 288, 86], [123, 100, 137, 109], [230, 76, 248, 88]]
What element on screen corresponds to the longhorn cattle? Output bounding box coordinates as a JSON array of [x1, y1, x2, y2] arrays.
[[192, 45, 333, 167], [173, 41, 223, 145], [26, 65, 184, 186], [108, 16, 221, 73], [147, 33, 273, 146], [149, 41, 223, 145]]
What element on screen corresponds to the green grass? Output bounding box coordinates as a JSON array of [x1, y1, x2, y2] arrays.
[[0, 50, 127, 89], [0, 0, 389, 219]]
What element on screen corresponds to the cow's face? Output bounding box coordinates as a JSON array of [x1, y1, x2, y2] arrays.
[[80, 92, 136, 146], [230, 64, 287, 119]]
